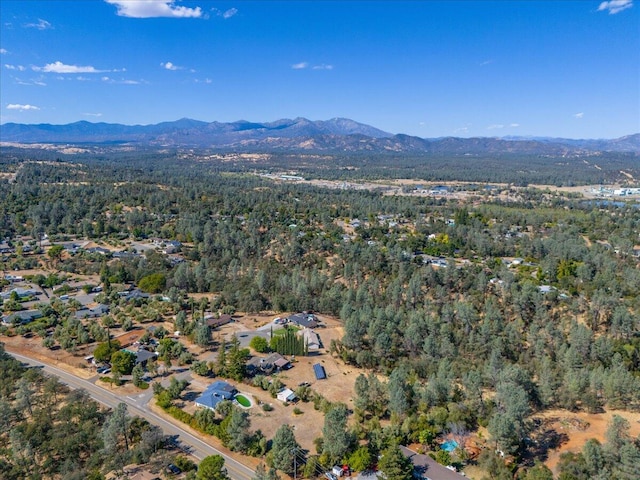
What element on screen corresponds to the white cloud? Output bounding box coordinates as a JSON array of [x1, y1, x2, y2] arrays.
[[24, 18, 52, 30], [83, 112, 103, 117], [291, 62, 309, 70], [480, 59, 494, 66], [0, 48, 7, 54], [161, 61, 181, 71], [573, 112, 584, 118], [34, 61, 106, 74], [510, 123, 520, 127], [195, 78, 212, 84], [312, 64, 334, 70], [598, 0, 633, 14], [4, 64, 26, 71], [105, 0, 203, 18], [222, 8, 238, 19], [7, 103, 40, 111], [487, 124, 504, 130]]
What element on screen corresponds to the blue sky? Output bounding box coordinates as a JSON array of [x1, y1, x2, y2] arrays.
[[1, 0, 638, 138]]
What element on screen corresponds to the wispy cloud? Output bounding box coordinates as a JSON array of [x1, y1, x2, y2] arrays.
[[7, 103, 40, 111], [573, 112, 584, 119], [0, 48, 7, 54], [24, 18, 52, 30], [83, 112, 103, 117], [34, 61, 107, 74], [14, 78, 47, 86], [105, 0, 203, 18], [598, 0, 633, 14], [487, 124, 504, 130], [161, 61, 181, 71], [194, 78, 212, 84], [480, 59, 494, 66], [222, 8, 238, 19], [292, 62, 333, 70], [510, 123, 520, 127], [101, 76, 145, 85], [211, 7, 238, 19], [5, 64, 26, 71]]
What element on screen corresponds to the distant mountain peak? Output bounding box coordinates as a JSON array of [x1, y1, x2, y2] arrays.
[[0, 118, 637, 154]]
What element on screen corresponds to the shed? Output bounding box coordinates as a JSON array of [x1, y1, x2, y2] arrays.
[[313, 363, 326, 380], [277, 388, 297, 403]]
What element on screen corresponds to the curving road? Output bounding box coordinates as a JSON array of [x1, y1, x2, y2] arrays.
[[8, 351, 255, 480]]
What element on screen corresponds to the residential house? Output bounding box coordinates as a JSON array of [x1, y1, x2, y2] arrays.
[[205, 314, 233, 329], [75, 304, 110, 319], [162, 241, 181, 254], [134, 348, 157, 366], [0, 241, 14, 254], [399, 445, 467, 480], [4, 274, 24, 282], [194, 381, 237, 411], [86, 247, 111, 255], [247, 352, 291, 375], [112, 250, 140, 259], [2, 309, 43, 325], [118, 289, 150, 301], [0, 287, 38, 300], [288, 312, 318, 329]]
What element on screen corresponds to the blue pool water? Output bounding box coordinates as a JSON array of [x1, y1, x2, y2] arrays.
[[441, 440, 458, 452]]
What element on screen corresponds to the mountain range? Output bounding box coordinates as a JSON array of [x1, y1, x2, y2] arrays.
[[1, 117, 638, 155]]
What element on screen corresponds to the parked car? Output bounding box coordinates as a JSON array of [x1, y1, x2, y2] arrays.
[[167, 464, 182, 475]]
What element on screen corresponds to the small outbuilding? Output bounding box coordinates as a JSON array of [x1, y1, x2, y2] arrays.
[[313, 363, 326, 380], [277, 388, 297, 403]]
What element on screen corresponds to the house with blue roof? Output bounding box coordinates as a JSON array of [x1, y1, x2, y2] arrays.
[[194, 381, 238, 411]]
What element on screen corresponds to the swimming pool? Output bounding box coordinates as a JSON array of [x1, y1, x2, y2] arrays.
[[441, 440, 458, 452]]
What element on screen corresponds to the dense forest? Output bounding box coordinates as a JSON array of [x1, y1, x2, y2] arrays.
[[1, 146, 639, 479], [0, 343, 186, 479], [1, 144, 639, 185]]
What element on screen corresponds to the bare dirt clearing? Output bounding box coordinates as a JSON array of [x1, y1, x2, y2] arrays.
[[191, 312, 360, 451], [534, 409, 640, 473]]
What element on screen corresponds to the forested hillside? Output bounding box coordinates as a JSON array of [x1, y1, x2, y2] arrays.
[[1, 147, 639, 479]]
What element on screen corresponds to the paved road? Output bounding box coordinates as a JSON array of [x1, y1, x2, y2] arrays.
[[8, 352, 255, 480]]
